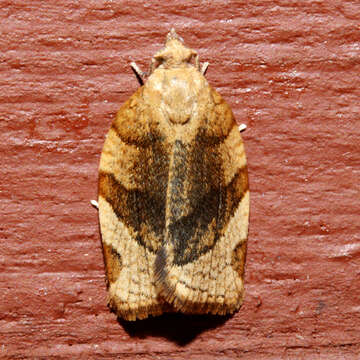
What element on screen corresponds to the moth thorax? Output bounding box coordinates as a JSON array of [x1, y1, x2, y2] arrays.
[[161, 76, 197, 125]]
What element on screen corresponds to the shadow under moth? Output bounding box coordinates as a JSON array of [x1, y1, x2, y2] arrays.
[[98, 29, 249, 321]]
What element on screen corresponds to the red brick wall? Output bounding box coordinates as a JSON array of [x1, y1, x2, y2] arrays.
[[1, 1, 359, 358]]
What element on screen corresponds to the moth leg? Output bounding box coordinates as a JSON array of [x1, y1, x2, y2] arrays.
[[238, 124, 247, 132], [201, 62, 209, 75], [90, 199, 99, 209], [194, 52, 209, 75], [130, 62, 145, 86]]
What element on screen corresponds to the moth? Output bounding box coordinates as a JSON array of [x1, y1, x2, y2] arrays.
[[98, 29, 249, 321]]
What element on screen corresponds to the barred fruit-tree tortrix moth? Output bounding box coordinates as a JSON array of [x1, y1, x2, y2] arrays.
[[98, 29, 249, 321]]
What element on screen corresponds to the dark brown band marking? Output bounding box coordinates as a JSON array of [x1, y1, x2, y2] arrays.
[[164, 133, 249, 266], [111, 123, 165, 147], [102, 243, 122, 285], [99, 137, 169, 253]]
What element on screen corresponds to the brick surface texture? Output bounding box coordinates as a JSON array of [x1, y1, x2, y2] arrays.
[[1, 1, 359, 359]]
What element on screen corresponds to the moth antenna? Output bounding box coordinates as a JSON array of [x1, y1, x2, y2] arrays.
[[130, 61, 145, 85]]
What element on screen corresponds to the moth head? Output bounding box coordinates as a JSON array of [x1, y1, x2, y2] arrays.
[[166, 28, 184, 43], [153, 29, 198, 70]]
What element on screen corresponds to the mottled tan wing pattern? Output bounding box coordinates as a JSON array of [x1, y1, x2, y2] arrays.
[[98, 29, 249, 320]]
